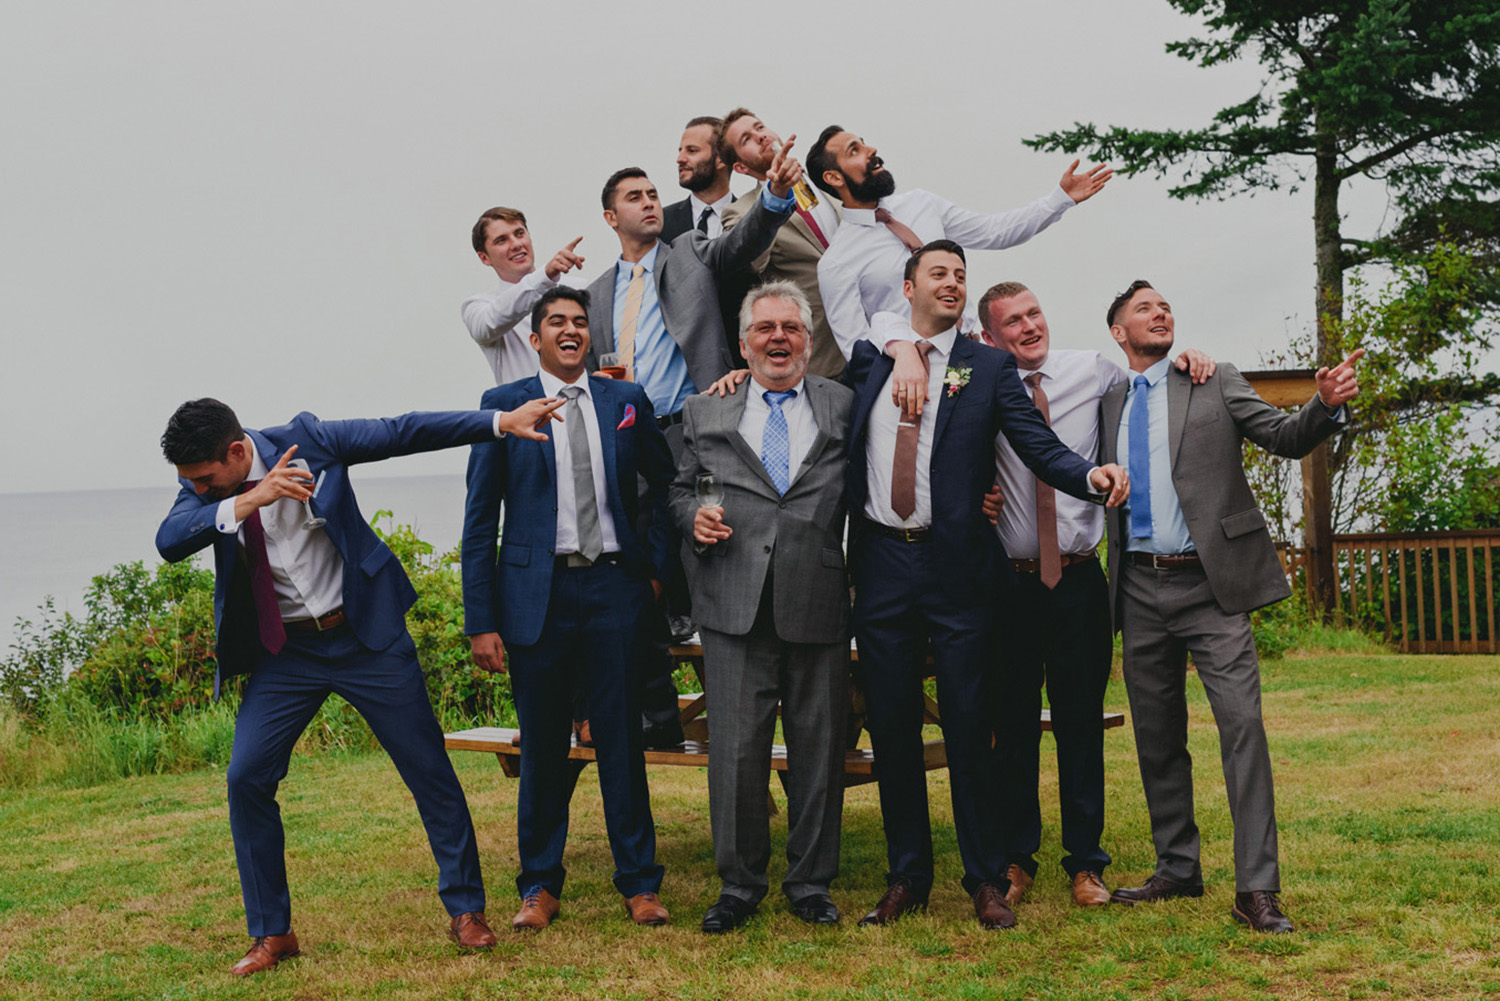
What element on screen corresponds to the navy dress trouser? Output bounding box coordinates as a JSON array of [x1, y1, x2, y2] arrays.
[[227, 624, 485, 937]]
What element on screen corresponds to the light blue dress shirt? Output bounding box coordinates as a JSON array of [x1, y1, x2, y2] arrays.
[[1117, 357, 1196, 554]]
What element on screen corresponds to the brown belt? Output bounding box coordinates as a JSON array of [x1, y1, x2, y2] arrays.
[[1126, 551, 1202, 570], [1012, 551, 1098, 574], [285, 608, 347, 632]]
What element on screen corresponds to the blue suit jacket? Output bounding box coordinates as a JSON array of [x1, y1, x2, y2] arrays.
[[461, 375, 675, 647], [846, 335, 1098, 599], [155, 409, 500, 698]]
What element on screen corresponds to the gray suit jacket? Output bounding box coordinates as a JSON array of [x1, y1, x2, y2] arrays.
[[1100, 363, 1342, 618], [585, 194, 792, 400], [669, 374, 853, 643], [722, 182, 844, 380]]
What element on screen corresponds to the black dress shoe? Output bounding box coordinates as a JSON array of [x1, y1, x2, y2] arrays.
[[701, 894, 757, 934], [642, 719, 685, 750], [857, 881, 928, 927], [789, 893, 840, 925], [1110, 874, 1204, 905], [1232, 890, 1294, 933], [668, 616, 697, 643]]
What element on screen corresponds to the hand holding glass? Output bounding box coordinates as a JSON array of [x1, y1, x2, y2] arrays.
[[289, 459, 325, 529], [696, 473, 724, 509]]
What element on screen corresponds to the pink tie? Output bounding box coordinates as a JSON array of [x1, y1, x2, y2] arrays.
[[890, 341, 934, 520], [1025, 373, 1062, 589], [874, 208, 923, 252]]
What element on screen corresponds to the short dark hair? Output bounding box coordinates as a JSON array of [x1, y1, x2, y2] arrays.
[[601, 167, 649, 211], [977, 281, 1032, 330], [470, 207, 527, 255], [683, 115, 725, 149], [718, 107, 757, 167], [161, 398, 243, 466], [903, 239, 966, 283], [530, 286, 591, 331], [807, 124, 845, 198], [1107, 279, 1156, 327]]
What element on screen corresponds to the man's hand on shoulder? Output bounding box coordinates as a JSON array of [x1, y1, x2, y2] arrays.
[[1172, 348, 1216, 385], [703, 369, 750, 397], [470, 633, 506, 673]]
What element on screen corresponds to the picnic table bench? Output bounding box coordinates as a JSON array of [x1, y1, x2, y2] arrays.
[[445, 642, 1125, 786]]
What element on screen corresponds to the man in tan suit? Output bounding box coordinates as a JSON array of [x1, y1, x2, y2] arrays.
[[720, 109, 844, 379]]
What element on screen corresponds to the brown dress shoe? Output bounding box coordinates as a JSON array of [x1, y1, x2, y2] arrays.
[[449, 911, 497, 948], [1110, 874, 1204, 905], [857, 881, 928, 927], [512, 887, 561, 930], [1071, 871, 1112, 907], [1232, 890, 1294, 933], [229, 932, 300, 977], [1003, 864, 1033, 908], [573, 719, 594, 746], [624, 892, 670, 926], [972, 883, 1018, 930]]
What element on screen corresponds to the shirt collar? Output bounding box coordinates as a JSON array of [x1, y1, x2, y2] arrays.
[[538, 367, 593, 400], [689, 192, 732, 219], [1136, 356, 1172, 387], [247, 436, 268, 480], [842, 193, 897, 228], [747, 376, 806, 405], [911, 326, 958, 360], [616, 242, 660, 277]]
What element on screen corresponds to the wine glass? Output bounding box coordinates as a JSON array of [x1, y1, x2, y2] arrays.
[[597, 351, 627, 380], [289, 459, 326, 530], [696, 473, 724, 509]]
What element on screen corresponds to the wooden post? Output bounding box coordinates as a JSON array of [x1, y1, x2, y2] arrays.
[[1302, 443, 1336, 619]]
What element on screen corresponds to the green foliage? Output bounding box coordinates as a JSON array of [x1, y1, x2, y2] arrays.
[[0, 597, 87, 721]]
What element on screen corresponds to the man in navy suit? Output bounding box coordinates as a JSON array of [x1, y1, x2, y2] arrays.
[[463, 286, 677, 931], [846, 241, 1128, 930], [157, 394, 563, 975]]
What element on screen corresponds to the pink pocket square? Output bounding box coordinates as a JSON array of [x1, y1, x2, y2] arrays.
[[617, 404, 636, 430]]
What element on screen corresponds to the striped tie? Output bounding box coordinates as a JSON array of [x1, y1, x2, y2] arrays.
[[617, 263, 646, 381]]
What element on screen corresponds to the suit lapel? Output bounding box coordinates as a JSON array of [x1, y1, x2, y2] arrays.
[[790, 377, 833, 490], [852, 351, 894, 444], [1167, 370, 1191, 464], [589, 378, 618, 507], [524, 376, 556, 484], [724, 387, 780, 495], [932, 335, 971, 451], [1100, 380, 1127, 465]]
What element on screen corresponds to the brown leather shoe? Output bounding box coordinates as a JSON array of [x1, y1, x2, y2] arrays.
[[229, 932, 300, 976], [1232, 890, 1294, 933], [512, 887, 560, 930], [857, 881, 928, 927], [1003, 864, 1033, 908], [1071, 871, 1112, 907], [1110, 873, 1204, 905], [573, 719, 594, 746], [449, 911, 497, 948], [973, 883, 1018, 929], [624, 892, 670, 926]]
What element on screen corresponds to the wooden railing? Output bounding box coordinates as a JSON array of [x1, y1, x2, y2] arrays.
[[1329, 530, 1500, 653]]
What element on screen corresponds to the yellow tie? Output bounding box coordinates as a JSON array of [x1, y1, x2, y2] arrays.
[[617, 263, 646, 381]]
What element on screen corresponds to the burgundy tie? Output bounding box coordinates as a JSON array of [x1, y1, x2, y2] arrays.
[[891, 341, 934, 520], [796, 205, 829, 249], [238, 480, 287, 655], [874, 207, 923, 252], [1024, 373, 1063, 589]]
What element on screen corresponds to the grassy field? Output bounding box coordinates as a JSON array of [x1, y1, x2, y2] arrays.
[[2, 647, 1498, 1000]]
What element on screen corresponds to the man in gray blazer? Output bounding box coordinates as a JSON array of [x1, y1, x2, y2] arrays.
[[670, 281, 854, 934], [1099, 280, 1362, 933]]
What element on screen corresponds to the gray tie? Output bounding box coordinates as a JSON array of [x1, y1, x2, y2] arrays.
[[561, 386, 604, 562]]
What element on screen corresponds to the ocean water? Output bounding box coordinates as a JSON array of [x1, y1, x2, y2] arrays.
[[0, 475, 468, 652]]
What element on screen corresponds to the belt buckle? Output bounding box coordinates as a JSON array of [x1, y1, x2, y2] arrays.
[[1150, 554, 1170, 570], [901, 527, 921, 543]]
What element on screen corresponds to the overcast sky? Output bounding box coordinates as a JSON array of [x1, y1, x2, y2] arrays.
[[2, 0, 1466, 495]]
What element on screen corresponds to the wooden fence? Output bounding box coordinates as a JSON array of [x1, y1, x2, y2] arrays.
[[1327, 529, 1500, 653]]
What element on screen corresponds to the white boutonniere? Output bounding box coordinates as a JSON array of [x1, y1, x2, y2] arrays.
[[944, 366, 973, 398]]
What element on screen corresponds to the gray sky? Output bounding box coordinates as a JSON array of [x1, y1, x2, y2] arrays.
[[1, 0, 1457, 494]]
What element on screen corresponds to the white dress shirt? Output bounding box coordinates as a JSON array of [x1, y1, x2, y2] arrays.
[[460, 269, 553, 385], [737, 377, 817, 480], [539, 369, 621, 556], [687, 191, 734, 239], [863, 327, 957, 529], [994, 349, 1126, 558], [818, 186, 1075, 359]]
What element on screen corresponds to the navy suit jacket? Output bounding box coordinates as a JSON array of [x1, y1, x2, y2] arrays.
[[846, 335, 1098, 600], [155, 409, 500, 698], [461, 374, 675, 647]]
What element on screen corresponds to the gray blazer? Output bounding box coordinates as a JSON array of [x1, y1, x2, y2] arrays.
[[669, 374, 853, 643], [1100, 363, 1342, 618], [585, 194, 792, 399]]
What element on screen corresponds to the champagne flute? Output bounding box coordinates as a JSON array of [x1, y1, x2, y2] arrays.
[[696, 473, 724, 509], [289, 459, 326, 530]]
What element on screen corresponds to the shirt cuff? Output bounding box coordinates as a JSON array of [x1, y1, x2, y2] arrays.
[[1047, 184, 1077, 211], [492, 411, 506, 438], [760, 185, 796, 214], [520, 268, 558, 292], [1316, 395, 1349, 423], [215, 497, 241, 533], [1086, 467, 1104, 495]]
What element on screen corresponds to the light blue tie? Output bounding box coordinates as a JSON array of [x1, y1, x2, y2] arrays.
[[1128, 375, 1153, 540], [761, 390, 796, 495]]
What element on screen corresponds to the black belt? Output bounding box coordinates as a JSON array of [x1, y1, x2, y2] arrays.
[[285, 608, 346, 632], [866, 522, 931, 543], [1012, 551, 1098, 574], [1127, 551, 1202, 570], [656, 410, 685, 430], [554, 552, 622, 569]]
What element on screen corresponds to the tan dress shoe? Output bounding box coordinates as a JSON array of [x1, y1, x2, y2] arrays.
[[229, 932, 300, 976], [1003, 864, 1033, 908], [1071, 871, 1112, 907], [624, 892, 670, 926], [512, 888, 561, 930], [449, 911, 498, 948]]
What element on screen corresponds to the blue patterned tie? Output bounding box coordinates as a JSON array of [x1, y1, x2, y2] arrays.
[[1128, 375, 1153, 539], [761, 390, 796, 494]]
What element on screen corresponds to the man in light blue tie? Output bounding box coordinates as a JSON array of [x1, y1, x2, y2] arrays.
[[1098, 280, 1363, 933], [669, 281, 855, 933]]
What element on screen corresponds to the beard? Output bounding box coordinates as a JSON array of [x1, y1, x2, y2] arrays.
[[680, 158, 719, 193], [844, 164, 896, 202]]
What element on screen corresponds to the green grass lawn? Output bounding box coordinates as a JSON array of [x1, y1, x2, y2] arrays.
[[2, 648, 1499, 1000]]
